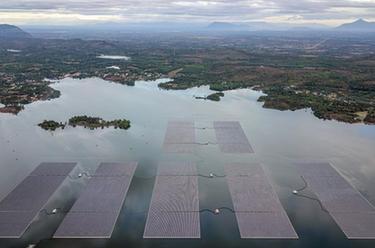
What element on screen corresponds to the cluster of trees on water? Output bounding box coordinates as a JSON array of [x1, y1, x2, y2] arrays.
[[69, 115, 131, 130], [206, 92, 224, 101], [38, 115, 131, 131], [38, 120, 65, 131]]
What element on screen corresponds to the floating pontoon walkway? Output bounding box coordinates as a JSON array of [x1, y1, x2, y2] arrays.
[[214, 121, 254, 153], [296, 162, 375, 239], [163, 121, 196, 153], [0, 162, 76, 238], [54, 162, 137, 238], [144, 162, 200, 238], [225, 163, 298, 239]]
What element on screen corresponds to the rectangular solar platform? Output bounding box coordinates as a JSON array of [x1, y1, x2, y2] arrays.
[[163, 121, 195, 153], [54, 162, 137, 238], [214, 121, 254, 153], [144, 162, 200, 238], [0, 162, 76, 238], [296, 162, 375, 239], [225, 163, 298, 239]]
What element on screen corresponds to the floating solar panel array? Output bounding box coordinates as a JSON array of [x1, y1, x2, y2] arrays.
[[296, 162, 375, 239], [163, 121, 195, 153], [225, 163, 298, 239], [54, 162, 137, 238], [144, 162, 200, 238], [214, 121, 254, 153], [0, 162, 76, 238]]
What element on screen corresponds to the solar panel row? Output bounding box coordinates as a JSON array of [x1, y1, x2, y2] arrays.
[[2, 161, 373, 240], [143, 162, 200, 238], [296, 162, 375, 239], [225, 163, 298, 239], [163, 121, 196, 153], [214, 121, 254, 153], [0, 163, 76, 238], [54, 162, 137, 238]]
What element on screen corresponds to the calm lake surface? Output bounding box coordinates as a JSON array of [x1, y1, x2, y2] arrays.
[[1, 77, 375, 248]]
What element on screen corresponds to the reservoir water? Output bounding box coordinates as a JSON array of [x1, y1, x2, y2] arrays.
[[0, 77, 374, 248]]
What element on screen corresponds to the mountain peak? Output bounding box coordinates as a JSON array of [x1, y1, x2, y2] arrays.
[[337, 19, 375, 31], [0, 24, 31, 39], [354, 18, 367, 23]]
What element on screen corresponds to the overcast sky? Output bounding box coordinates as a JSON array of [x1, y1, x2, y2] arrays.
[[1, 0, 374, 26]]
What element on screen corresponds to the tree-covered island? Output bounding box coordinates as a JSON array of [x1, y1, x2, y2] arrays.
[[38, 116, 131, 131]]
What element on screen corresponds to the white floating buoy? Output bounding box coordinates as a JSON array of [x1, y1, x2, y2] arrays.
[[209, 173, 214, 178], [292, 190, 298, 195], [52, 208, 58, 214], [78, 173, 83, 178], [214, 208, 220, 215]]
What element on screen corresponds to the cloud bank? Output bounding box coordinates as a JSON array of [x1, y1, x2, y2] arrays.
[[1, 0, 374, 25]]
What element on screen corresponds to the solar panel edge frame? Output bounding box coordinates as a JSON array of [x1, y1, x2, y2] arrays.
[[0, 162, 77, 238], [225, 163, 298, 239], [53, 161, 138, 239]]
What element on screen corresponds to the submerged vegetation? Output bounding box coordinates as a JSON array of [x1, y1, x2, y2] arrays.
[[38, 116, 131, 131]]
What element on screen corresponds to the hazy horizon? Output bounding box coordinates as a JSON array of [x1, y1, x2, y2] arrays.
[[1, 0, 375, 26]]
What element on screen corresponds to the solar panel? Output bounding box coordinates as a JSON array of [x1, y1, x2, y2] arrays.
[[296, 162, 375, 239], [157, 161, 197, 176], [225, 163, 298, 239], [0, 163, 76, 238], [94, 162, 138, 176], [144, 212, 200, 238], [0, 176, 70, 212], [163, 121, 195, 153], [53, 212, 120, 239], [30, 162, 77, 176], [214, 121, 253, 153], [54, 162, 137, 238], [144, 162, 200, 238]]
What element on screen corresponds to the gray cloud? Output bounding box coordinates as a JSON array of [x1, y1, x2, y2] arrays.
[[0, 0, 374, 24]]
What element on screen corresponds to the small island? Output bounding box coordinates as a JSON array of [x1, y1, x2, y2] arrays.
[[195, 92, 224, 102], [38, 115, 131, 131], [207, 92, 224, 101], [69, 115, 131, 130], [38, 120, 66, 131]]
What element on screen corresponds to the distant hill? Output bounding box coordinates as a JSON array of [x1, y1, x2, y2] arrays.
[[0, 24, 32, 39], [207, 21, 329, 32], [336, 19, 375, 32], [207, 22, 248, 30]]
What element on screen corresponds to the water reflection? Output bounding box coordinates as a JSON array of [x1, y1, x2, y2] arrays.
[[0, 77, 374, 248]]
